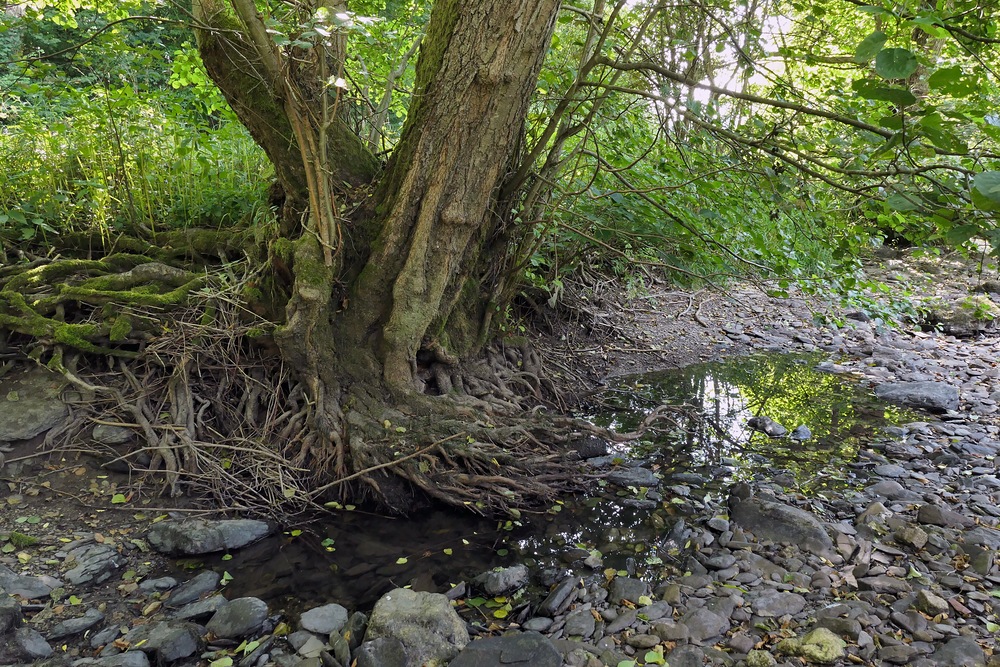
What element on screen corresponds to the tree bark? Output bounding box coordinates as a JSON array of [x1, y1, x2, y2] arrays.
[[191, 0, 564, 510]]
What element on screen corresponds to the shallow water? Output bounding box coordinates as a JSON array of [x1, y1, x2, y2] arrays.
[[209, 353, 917, 611]]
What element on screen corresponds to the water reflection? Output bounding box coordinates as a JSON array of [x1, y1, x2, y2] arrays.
[[208, 353, 916, 609], [593, 352, 914, 492]]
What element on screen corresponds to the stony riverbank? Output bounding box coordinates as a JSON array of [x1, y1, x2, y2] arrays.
[[3, 252, 1000, 667]]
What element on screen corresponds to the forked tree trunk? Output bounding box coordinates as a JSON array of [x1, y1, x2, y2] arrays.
[[193, 0, 563, 508]]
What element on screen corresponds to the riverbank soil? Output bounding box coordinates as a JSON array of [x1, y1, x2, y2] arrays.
[[2, 248, 1000, 666]]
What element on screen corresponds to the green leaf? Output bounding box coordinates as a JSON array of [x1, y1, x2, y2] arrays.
[[852, 80, 917, 106], [396, 557, 408, 564], [493, 608, 508, 618], [875, 48, 918, 79], [927, 66, 975, 96], [944, 224, 980, 245], [68, 595, 82, 605], [111, 493, 127, 504], [853, 31, 887, 63], [972, 173, 1000, 213], [987, 622, 1000, 633], [886, 194, 920, 211], [209, 658, 234, 667]]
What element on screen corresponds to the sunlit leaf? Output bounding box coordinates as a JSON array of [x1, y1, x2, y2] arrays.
[[875, 48, 918, 79], [853, 31, 886, 63]]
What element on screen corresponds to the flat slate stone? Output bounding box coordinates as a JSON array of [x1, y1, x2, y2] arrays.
[[729, 495, 835, 558], [299, 602, 349, 635], [147, 519, 272, 555], [166, 570, 221, 607], [449, 632, 561, 667], [0, 564, 61, 599], [205, 597, 268, 638], [0, 366, 69, 441], [875, 381, 959, 413], [65, 544, 124, 586]]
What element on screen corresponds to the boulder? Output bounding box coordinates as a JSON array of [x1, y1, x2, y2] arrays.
[[449, 632, 561, 667], [875, 381, 959, 413], [364, 588, 468, 666], [0, 366, 69, 441], [729, 494, 835, 558], [146, 519, 272, 555]]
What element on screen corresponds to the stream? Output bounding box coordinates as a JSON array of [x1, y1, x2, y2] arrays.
[[207, 353, 918, 613]]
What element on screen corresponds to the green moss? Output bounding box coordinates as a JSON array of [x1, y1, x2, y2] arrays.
[[109, 315, 133, 342]]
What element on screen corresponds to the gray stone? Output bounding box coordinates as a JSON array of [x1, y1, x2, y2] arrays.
[[753, 591, 806, 617], [929, 635, 986, 666], [166, 571, 221, 607], [474, 564, 529, 595], [354, 637, 407, 667], [678, 607, 730, 643], [858, 575, 912, 594], [0, 564, 61, 599], [171, 594, 226, 621], [537, 576, 578, 616], [522, 617, 553, 632], [0, 595, 23, 633], [666, 645, 708, 667], [14, 626, 53, 659], [563, 608, 596, 638], [342, 611, 367, 650], [121, 620, 202, 662], [47, 608, 105, 640], [875, 381, 959, 413], [873, 463, 908, 478], [606, 466, 659, 488], [74, 653, 151, 667], [748, 415, 788, 437], [449, 632, 561, 667], [89, 625, 123, 649], [64, 543, 124, 586], [91, 424, 134, 445], [0, 366, 69, 441], [914, 590, 949, 616], [205, 597, 268, 638], [729, 495, 835, 558], [608, 576, 647, 604], [137, 576, 178, 593], [605, 609, 637, 633], [790, 425, 812, 441], [746, 649, 777, 667], [146, 519, 272, 555], [364, 588, 469, 666], [917, 504, 975, 528], [776, 627, 846, 664], [299, 603, 349, 635]]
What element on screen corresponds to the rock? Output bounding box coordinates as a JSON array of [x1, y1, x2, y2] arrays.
[[608, 576, 647, 604], [753, 591, 806, 617], [364, 588, 469, 666], [914, 590, 950, 617], [917, 504, 975, 528], [14, 626, 53, 659], [92, 424, 134, 445], [449, 632, 561, 667], [342, 611, 367, 650], [522, 617, 553, 632], [120, 620, 202, 662], [748, 415, 788, 437], [729, 494, 835, 558], [299, 603, 349, 635], [895, 524, 929, 550], [930, 635, 986, 666], [746, 649, 778, 667], [75, 653, 151, 667], [776, 627, 847, 664], [858, 575, 912, 594], [606, 466, 659, 488], [569, 436, 609, 459], [206, 597, 268, 638], [0, 366, 69, 441], [0, 595, 23, 634], [474, 564, 529, 595], [790, 425, 812, 441], [678, 607, 730, 643], [875, 381, 959, 413], [0, 564, 61, 599], [47, 608, 105, 639], [538, 576, 578, 616], [64, 543, 124, 586], [171, 594, 226, 621], [146, 519, 272, 555], [563, 608, 596, 638], [354, 637, 408, 667], [166, 570, 221, 607]]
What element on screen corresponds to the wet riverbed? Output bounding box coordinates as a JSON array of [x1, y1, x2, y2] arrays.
[[212, 353, 919, 612]]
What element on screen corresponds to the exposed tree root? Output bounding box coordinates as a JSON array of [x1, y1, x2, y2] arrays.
[[1, 247, 624, 520]]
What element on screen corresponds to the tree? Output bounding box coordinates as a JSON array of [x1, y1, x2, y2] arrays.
[[183, 0, 577, 512]]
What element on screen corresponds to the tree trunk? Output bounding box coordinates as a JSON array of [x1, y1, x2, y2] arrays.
[[192, 0, 566, 511]]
